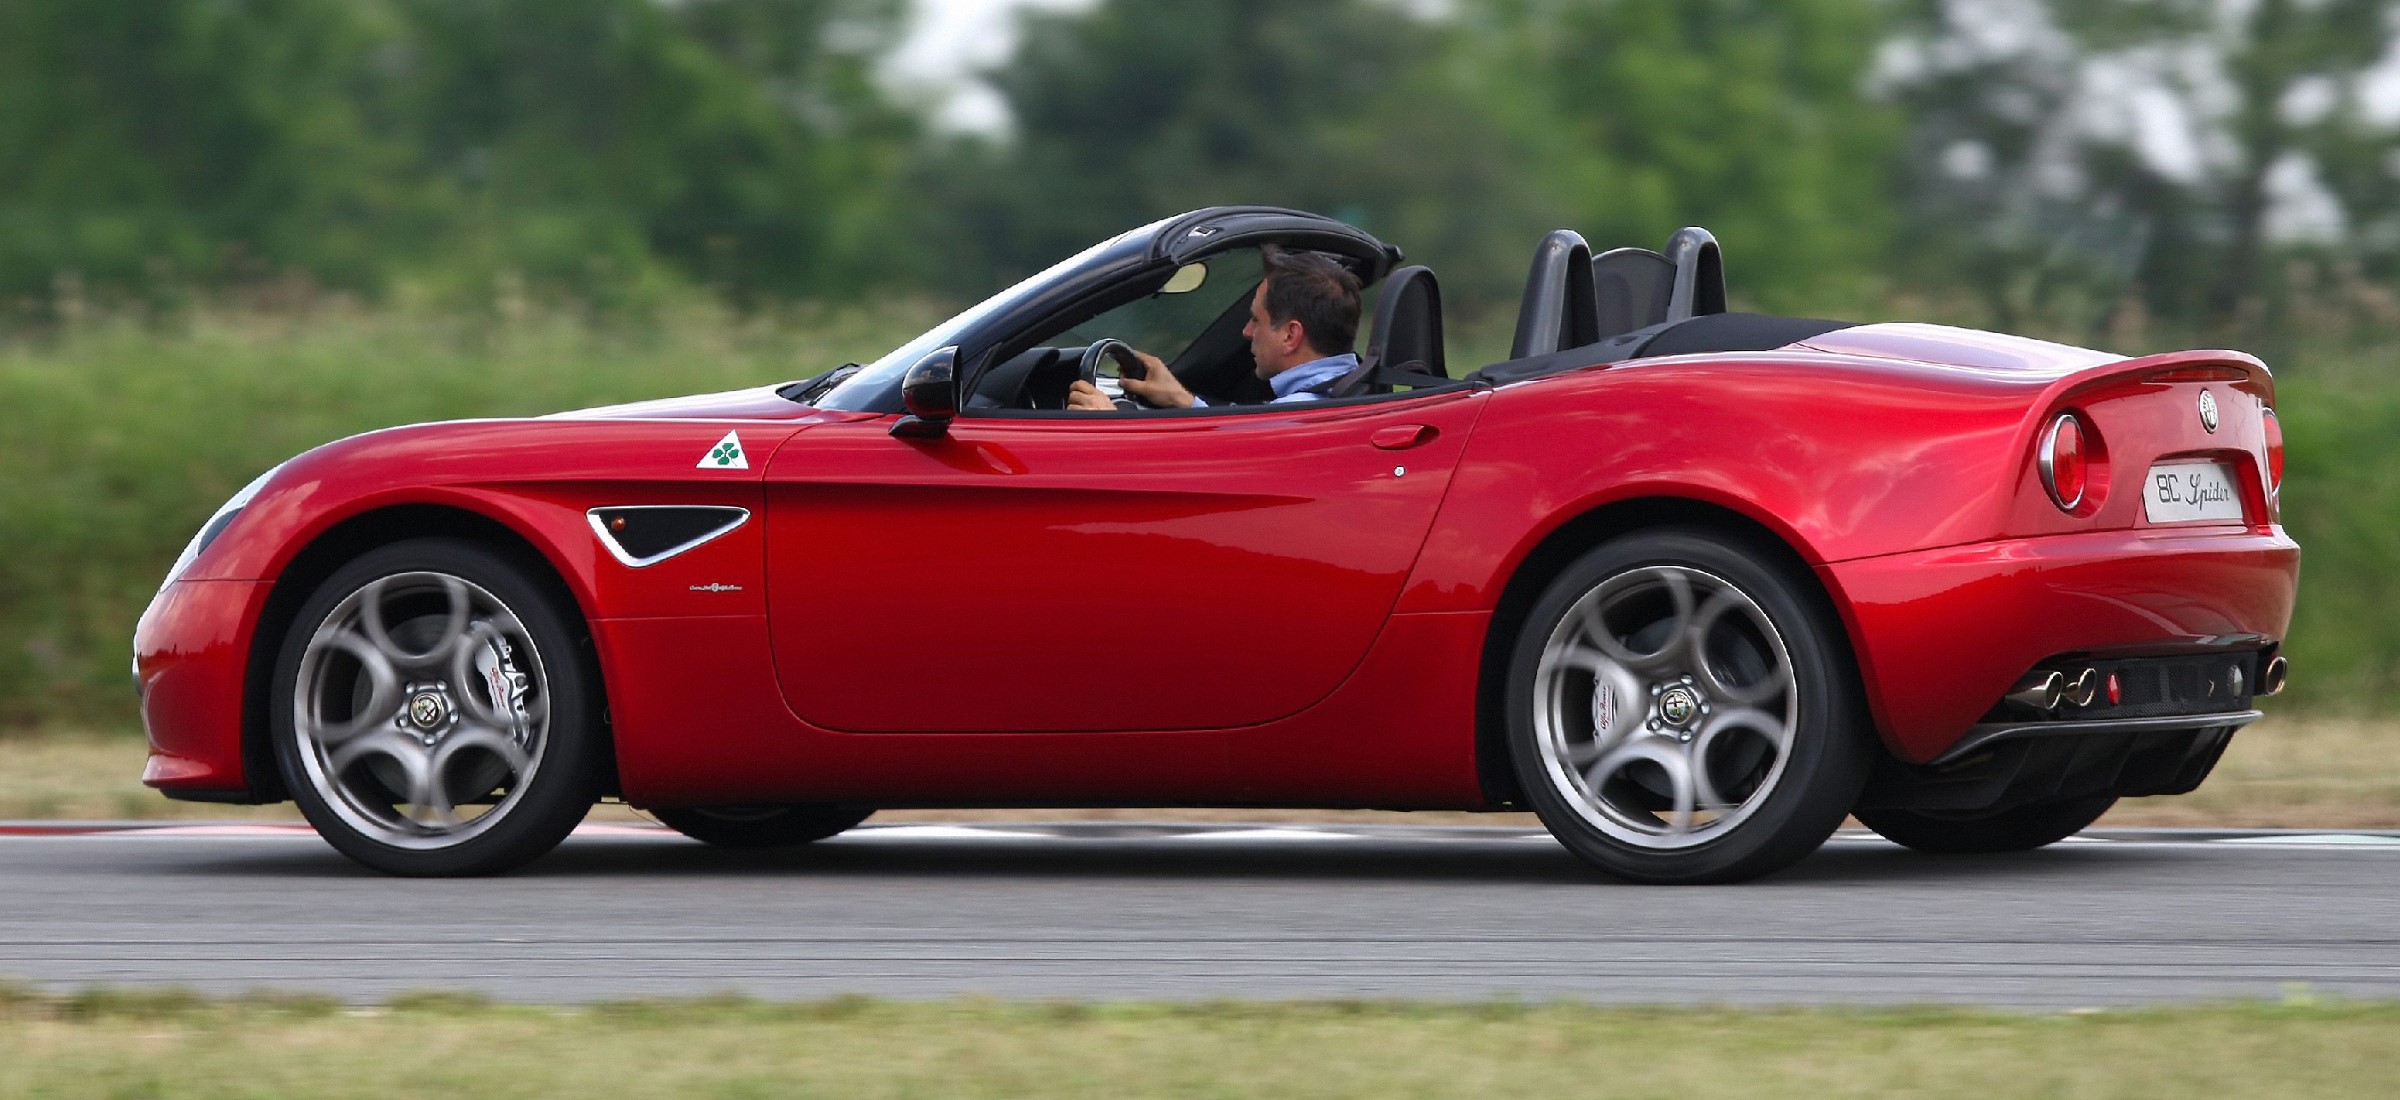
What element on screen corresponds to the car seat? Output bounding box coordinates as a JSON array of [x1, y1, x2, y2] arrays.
[[1332, 265, 1447, 396], [1592, 227, 1727, 340]]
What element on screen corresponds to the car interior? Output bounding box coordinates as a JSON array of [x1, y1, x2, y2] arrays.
[[1475, 225, 1857, 385], [968, 240, 1461, 413], [967, 224, 1857, 413]]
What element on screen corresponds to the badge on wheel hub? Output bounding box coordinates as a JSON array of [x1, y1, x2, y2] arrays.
[[1658, 685, 1700, 727], [407, 692, 448, 729]]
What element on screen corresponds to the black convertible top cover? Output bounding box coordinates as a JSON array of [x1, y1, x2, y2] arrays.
[[1633, 312, 1853, 358], [1468, 312, 1856, 386]]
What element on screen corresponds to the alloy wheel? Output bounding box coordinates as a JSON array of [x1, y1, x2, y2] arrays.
[[290, 571, 550, 850], [1530, 565, 1798, 850]]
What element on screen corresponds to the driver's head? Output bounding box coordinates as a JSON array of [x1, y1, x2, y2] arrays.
[[1244, 246, 1362, 379]]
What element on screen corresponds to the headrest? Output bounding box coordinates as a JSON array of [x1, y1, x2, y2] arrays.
[[1662, 226, 1726, 322], [1368, 265, 1445, 379], [1509, 230, 1600, 360]]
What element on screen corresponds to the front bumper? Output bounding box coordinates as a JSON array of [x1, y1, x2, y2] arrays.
[[1823, 525, 2299, 764], [133, 578, 272, 798]]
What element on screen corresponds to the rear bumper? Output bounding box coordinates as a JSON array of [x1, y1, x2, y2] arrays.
[[133, 579, 271, 797], [1823, 525, 2298, 763]]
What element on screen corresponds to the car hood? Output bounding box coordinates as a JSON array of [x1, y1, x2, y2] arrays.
[[547, 384, 824, 421]]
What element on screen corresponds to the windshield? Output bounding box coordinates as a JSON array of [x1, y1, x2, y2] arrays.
[[812, 222, 1164, 411]]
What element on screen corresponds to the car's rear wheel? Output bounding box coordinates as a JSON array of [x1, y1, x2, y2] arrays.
[[651, 804, 874, 848], [1856, 794, 2118, 854], [271, 539, 603, 876], [1505, 529, 1871, 884]]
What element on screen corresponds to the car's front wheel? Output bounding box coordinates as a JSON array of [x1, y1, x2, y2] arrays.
[[271, 539, 603, 876], [1505, 529, 1872, 884], [652, 804, 875, 848]]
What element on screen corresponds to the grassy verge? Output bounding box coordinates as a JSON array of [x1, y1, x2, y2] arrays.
[[0, 989, 2391, 1099], [5, 715, 2391, 827]]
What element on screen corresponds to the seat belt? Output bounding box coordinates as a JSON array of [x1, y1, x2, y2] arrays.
[[1330, 357, 1446, 397]]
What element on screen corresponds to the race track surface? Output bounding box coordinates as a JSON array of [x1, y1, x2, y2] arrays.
[[4, 823, 2397, 1007]]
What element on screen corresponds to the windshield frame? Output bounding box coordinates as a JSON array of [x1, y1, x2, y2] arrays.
[[811, 221, 1166, 412]]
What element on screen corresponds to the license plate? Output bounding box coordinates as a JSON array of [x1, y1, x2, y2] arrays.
[[2144, 461, 2244, 524]]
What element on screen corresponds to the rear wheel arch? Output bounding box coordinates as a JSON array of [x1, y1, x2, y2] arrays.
[[241, 504, 613, 803], [1472, 497, 1864, 807]]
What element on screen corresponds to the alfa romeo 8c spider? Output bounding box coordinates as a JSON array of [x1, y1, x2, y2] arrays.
[[134, 207, 2299, 881]]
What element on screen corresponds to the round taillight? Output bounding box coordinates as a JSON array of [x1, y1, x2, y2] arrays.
[[2262, 407, 2284, 492], [2040, 413, 2088, 511]]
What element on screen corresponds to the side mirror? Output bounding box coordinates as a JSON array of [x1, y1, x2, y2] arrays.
[[892, 346, 959, 438]]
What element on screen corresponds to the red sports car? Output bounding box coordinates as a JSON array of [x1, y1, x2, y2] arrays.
[[133, 207, 2299, 881]]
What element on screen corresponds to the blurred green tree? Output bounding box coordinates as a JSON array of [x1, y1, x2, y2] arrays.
[[933, 0, 1552, 318], [0, 0, 412, 300], [389, 0, 917, 302], [1464, 0, 1904, 316], [0, 0, 917, 309], [934, 0, 1903, 328], [1880, 0, 2400, 344]]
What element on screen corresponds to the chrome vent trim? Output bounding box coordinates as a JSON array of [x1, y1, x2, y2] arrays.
[[587, 506, 751, 568]]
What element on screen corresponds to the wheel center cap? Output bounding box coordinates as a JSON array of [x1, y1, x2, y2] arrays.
[[407, 691, 448, 730], [1658, 685, 1700, 727]]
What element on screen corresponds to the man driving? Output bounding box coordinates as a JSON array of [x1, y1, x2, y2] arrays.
[[1066, 245, 1362, 411]]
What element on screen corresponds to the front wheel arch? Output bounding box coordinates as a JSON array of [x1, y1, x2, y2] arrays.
[[242, 504, 613, 804], [1473, 498, 1861, 809]]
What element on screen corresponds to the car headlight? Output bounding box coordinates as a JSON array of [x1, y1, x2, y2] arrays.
[[159, 463, 284, 591]]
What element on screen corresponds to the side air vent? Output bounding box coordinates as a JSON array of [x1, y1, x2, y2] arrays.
[[587, 506, 749, 568]]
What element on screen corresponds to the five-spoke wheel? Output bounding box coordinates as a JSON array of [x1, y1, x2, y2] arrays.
[[272, 539, 602, 876], [1507, 530, 1870, 883]]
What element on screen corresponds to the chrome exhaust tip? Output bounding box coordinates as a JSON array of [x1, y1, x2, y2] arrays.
[[2006, 671, 2065, 712], [2063, 667, 2101, 708], [2260, 656, 2288, 698]]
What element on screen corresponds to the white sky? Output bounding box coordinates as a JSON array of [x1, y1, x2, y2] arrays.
[[883, 0, 1100, 134]]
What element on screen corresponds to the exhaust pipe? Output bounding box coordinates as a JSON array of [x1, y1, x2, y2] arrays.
[[2006, 671, 2065, 712], [2260, 656, 2288, 697], [2063, 667, 2101, 708]]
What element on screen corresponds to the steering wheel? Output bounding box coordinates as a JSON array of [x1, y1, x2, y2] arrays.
[[1078, 339, 1152, 410]]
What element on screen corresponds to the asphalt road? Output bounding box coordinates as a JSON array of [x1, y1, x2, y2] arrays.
[[4, 822, 2398, 1007]]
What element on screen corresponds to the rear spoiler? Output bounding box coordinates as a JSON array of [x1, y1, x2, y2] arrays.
[[2042, 349, 2273, 409]]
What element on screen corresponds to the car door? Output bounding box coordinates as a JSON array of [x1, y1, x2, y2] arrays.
[[763, 390, 1487, 733]]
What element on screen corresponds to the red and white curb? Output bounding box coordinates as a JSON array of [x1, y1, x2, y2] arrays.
[[1, 822, 2397, 849]]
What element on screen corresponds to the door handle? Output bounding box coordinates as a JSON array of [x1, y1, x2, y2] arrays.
[[1371, 424, 1439, 450]]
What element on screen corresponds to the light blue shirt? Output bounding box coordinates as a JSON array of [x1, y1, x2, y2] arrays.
[[1190, 353, 1359, 408]]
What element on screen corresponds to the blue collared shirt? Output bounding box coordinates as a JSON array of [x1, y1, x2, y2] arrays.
[[1191, 353, 1359, 408]]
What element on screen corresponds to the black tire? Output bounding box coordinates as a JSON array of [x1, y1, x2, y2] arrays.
[[652, 804, 875, 849], [1504, 528, 1873, 884], [1856, 794, 2118, 854], [270, 538, 604, 876]]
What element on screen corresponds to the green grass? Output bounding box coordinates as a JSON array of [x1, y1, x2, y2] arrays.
[[1, 307, 2394, 728], [2272, 374, 2400, 711], [0, 988, 2393, 1099]]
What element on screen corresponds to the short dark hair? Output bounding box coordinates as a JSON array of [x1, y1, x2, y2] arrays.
[[1259, 245, 1361, 355]]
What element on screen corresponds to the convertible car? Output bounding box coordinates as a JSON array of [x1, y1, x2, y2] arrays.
[[133, 206, 2299, 881]]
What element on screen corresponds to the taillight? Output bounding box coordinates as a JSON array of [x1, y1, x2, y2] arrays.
[[2040, 412, 2088, 511], [2262, 407, 2284, 493]]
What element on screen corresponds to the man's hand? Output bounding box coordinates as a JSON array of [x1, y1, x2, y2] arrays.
[[1117, 352, 1194, 409], [1064, 380, 1115, 411]]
